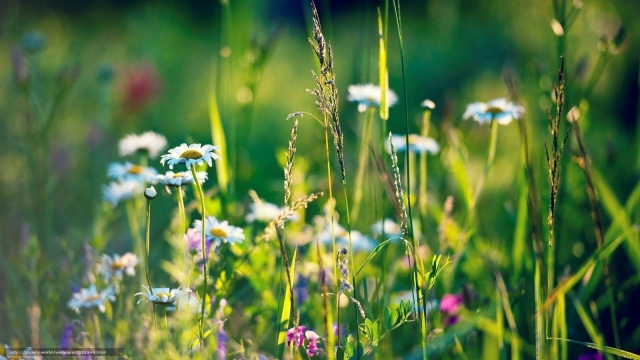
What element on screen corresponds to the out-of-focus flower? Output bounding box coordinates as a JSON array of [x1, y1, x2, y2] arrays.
[[107, 162, 157, 183], [421, 99, 436, 109], [21, 31, 46, 53], [135, 285, 190, 305], [67, 284, 116, 314], [118, 131, 167, 159], [577, 352, 603, 360], [184, 228, 214, 269], [119, 62, 162, 113], [286, 326, 306, 347], [245, 201, 293, 223], [305, 330, 322, 357], [102, 180, 143, 206], [151, 171, 208, 187], [463, 98, 524, 125], [193, 216, 245, 246], [59, 323, 73, 351], [386, 134, 440, 155], [98, 253, 138, 282], [347, 84, 398, 113], [314, 217, 376, 252], [371, 218, 403, 239], [440, 293, 464, 326], [161, 143, 220, 170]]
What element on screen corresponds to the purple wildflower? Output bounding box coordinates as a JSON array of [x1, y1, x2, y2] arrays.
[[578, 352, 603, 360], [216, 323, 228, 360], [294, 275, 310, 304], [185, 228, 214, 269], [59, 323, 73, 351], [305, 330, 322, 357], [439, 294, 464, 316], [286, 326, 306, 347]]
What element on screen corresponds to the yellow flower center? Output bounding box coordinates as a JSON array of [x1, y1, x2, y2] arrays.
[[485, 106, 505, 115], [127, 164, 143, 174], [111, 260, 124, 270], [210, 227, 228, 238], [154, 292, 171, 300], [172, 173, 185, 178], [86, 294, 102, 302], [179, 149, 203, 160]]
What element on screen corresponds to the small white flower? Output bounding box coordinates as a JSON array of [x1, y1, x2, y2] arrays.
[[107, 162, 158, 182], [371, 218, 403, 239], [151, 171, 208, 187], [463, 98, 524, 125], [386, 134, 440, 154], [98, 253, 138, 282], [67, 284, 116, 313], [160, 143, 220, 170], [135, 285, 190, 305], [245, 201, 298, 223], [193, 216, 245, 246], [102, 180, 143, 206], [119, 131, 167, 159], [347, 84, 398, 113]]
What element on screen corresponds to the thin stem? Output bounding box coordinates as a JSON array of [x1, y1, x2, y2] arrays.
[[324, 124, 339, 354], [91, 309, 103, 348], [190, 166, 209, 348], [145, 200, 153, 290], [471, 119, 499, 212], [177, 187, 188, 286]]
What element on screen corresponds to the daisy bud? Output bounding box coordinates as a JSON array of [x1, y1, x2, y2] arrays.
[[144, 186, 157, 200]]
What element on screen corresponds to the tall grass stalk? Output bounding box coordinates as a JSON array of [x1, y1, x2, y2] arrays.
[[352, 108, 375, 223], [323, 123, 339, 356]]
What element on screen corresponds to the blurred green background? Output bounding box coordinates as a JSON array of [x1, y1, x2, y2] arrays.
[[1, 0, 640, 354]]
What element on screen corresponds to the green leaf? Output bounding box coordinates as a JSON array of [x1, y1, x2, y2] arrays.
[[355, 239, 394, 277], [550, 338, 640, 360]]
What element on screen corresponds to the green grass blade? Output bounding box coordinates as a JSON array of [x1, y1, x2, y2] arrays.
[[208, 90, 230, 195], [277, 248, 297, 346], [550, 338, 640, 360], [355, 239, 394, 277]]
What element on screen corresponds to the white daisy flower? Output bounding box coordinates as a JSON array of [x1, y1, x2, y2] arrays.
[[67, 284, 116, 314], [160, 143, 220, 170], [151, 171, 208, 187], [107, 162, 157, 182], [347, 84, 398, 113], [371, 218, 403, 239], [462, 98, 525, 125], [166, 291, 202, 313], [193, 216, 245, 246], [98, 253, 138, 282], [135, 285, 190, 305], [245, 201, 298, 223], [386, 134, 440, 155], [421, 99, 436, 109], [102, 180, 143, 206], [119, 131, 167, 159]]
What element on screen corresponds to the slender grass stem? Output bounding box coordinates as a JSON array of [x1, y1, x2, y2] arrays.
[[190, 166, 208, 349], [352, 108, 375, 223], [323, 124, 339, 357], [145, 199, 153, 290], [177, 187, 188, 286]]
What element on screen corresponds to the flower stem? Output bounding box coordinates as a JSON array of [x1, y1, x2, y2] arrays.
[[145, 199, 153, 290], [471, 119, 499, 215], [323, 124, 338, 357], [190, 166, 208, 348], [177, 187, 187, 286]]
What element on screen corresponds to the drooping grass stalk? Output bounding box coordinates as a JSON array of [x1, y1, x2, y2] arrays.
[[190, 166, 208, 348], [570, 113, 621, 350]]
